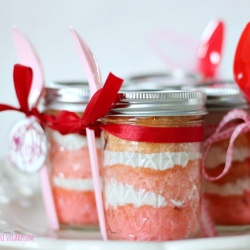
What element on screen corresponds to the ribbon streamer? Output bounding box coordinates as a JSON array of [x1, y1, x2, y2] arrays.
[[202, 108, 250, 180]]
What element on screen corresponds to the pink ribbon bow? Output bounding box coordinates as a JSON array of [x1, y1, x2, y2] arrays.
[[202, 108, 250, 181], [200, 108, 250, 238]]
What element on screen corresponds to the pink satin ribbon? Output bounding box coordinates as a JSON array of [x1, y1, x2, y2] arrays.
[[202, 108, 250, 181]]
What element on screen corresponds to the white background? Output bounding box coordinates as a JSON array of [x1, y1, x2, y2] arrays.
[[0, 0, 249, 156]]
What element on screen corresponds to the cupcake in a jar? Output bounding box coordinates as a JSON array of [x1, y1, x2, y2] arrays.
[[42, 81, 101, 229], [100, 89, 207, 241], [201, 83, 250, 231]]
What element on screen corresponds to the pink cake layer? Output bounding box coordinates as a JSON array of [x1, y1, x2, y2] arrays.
[[48, 139, 101, 226], [53, 186, 98, 226], [105, 203, 200, 241], [103, 160, 201, 202], [204, 158, 250, 225], [205, 191, 250, 225], [49, 141, 102, 179]]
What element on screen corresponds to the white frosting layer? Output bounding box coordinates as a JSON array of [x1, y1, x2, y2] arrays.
[[49, 130, 101, 150], [104, 179, 187, 208], [205, 146, 250, 169], [104, 150, 201, 170], [53, 176, 94, 191], [205, 177, 250, 196]]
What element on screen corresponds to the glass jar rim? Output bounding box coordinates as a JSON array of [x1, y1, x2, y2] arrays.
[[107, 89, 207, 117], [44, 81, 90, 104], [43, 81, 90, 112], [188, 80, 248, 108], [123, 70, 205, 90]]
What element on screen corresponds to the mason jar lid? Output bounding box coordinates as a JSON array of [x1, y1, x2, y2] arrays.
[[107, 89, 207, 116], [192, 81, 248, 109], [123, 70, 205, 90], [43, 81, 90, 112]]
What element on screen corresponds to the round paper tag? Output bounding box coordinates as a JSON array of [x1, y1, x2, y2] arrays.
[[9, 117, 47, 173]]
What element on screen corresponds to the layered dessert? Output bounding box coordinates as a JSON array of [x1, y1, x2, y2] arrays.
[[204, 133, 250, 226], [200, 85, 250, 229], [102, 129, 202, 241], [46, 129, 101, 227]]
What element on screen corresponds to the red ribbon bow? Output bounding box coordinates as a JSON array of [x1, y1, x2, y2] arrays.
[[0, 64, 42, 119], [0, 64, 124, 134], [44, 72, 123, 134]]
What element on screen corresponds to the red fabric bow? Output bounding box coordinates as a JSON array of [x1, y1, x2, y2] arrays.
[[45, 72, 123, 134], [0, 64, 45, 121]]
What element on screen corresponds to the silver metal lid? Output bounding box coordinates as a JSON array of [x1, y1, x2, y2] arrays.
[[108, 89, 207, 116], [191, 81, 248, 109], [43, 81, 90, 112], [123, 70, 205, 90]]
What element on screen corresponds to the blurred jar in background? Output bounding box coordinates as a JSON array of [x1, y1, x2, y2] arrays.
[[202, 82, 250, 232], [123, 70, 204, 90], [101, 89, 206, 241], [42, 81, 101, 229]]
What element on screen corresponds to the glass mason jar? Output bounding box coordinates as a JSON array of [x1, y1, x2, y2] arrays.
[[43, 81, 101, 229], [201, 82, 250, 232], [100, 89, 207, 241]]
